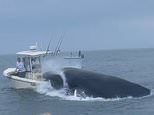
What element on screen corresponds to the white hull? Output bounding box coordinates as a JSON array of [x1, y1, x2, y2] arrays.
[[3, 68, 47, 89], [2, 44, 83, 89], [9, 78, 38, 89]]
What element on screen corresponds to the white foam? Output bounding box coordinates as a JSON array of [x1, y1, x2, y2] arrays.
[[37, 58, 151, 102], [36, 82, 134, 102], [42, 57, 81, 74], [36, 81, 52, 94]]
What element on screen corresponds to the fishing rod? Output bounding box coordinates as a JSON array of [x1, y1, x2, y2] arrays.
[[55, 35, 64, 55], [45, 38, 52, 55], [53, 36, 61, 55], [54, 34, 64, 56]]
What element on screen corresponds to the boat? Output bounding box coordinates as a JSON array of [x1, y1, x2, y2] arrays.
[[3, 43, 84, 89]]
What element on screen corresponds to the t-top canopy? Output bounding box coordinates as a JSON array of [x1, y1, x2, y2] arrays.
[[16, 50, 47, 56]]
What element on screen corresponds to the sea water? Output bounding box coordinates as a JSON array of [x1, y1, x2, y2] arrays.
[[0, 49, 154, 115]]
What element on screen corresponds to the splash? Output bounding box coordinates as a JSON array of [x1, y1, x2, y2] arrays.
[[41, 57, 70, 87], [42, 56, 81, 74], [36, 81, 134, 102], [36, 79, 152, 101], [37, 58, 150, 102]]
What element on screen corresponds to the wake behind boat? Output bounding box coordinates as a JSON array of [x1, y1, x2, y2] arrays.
[[3, 44, 84, 89]]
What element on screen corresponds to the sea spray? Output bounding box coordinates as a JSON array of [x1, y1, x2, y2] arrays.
[[42, 58, 68, 87], [36, 81, 53, 94], [36, 82, 134, 102], [36, 73, 136, 101], [36, 77, 134, 102], [74, 89, 77, 97], [37, 57, 143, 101], [42, 56, 81, 73], [41, 57, 64, 73], [59, 71, 68, 88]]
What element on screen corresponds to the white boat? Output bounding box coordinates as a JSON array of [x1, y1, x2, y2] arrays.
[[3, 44, 84, 89]]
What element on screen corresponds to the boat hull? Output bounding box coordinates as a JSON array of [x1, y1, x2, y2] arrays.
[[3, 68, 46, 89], [9, 78, 37, 89]]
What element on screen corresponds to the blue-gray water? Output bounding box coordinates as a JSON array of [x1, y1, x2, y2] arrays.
[[0, 49, 154, 115]]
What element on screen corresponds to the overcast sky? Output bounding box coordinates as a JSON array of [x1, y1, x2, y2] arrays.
[[0, 0, 154, 54]]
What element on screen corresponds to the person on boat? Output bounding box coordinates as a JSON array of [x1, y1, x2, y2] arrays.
[[78, 50, 81, 57], [31, 57, 40, 69], [16, 57, 26, 78]]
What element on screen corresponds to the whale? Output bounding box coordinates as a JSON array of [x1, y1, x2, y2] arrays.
[[43, 68, 150, 98]]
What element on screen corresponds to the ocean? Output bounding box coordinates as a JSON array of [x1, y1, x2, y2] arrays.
[[0, 49, 154, 115]]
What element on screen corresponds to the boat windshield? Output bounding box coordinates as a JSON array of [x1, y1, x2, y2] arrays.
[[31, 57, 41, 72], [22, 56, 41, 73], [23, 57, 31, 71]]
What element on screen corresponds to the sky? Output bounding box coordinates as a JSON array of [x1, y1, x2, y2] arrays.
[[0, 0, 154, 54]]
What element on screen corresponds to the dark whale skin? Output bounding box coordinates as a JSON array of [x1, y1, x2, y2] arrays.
[[43, 68, 150, 98]]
